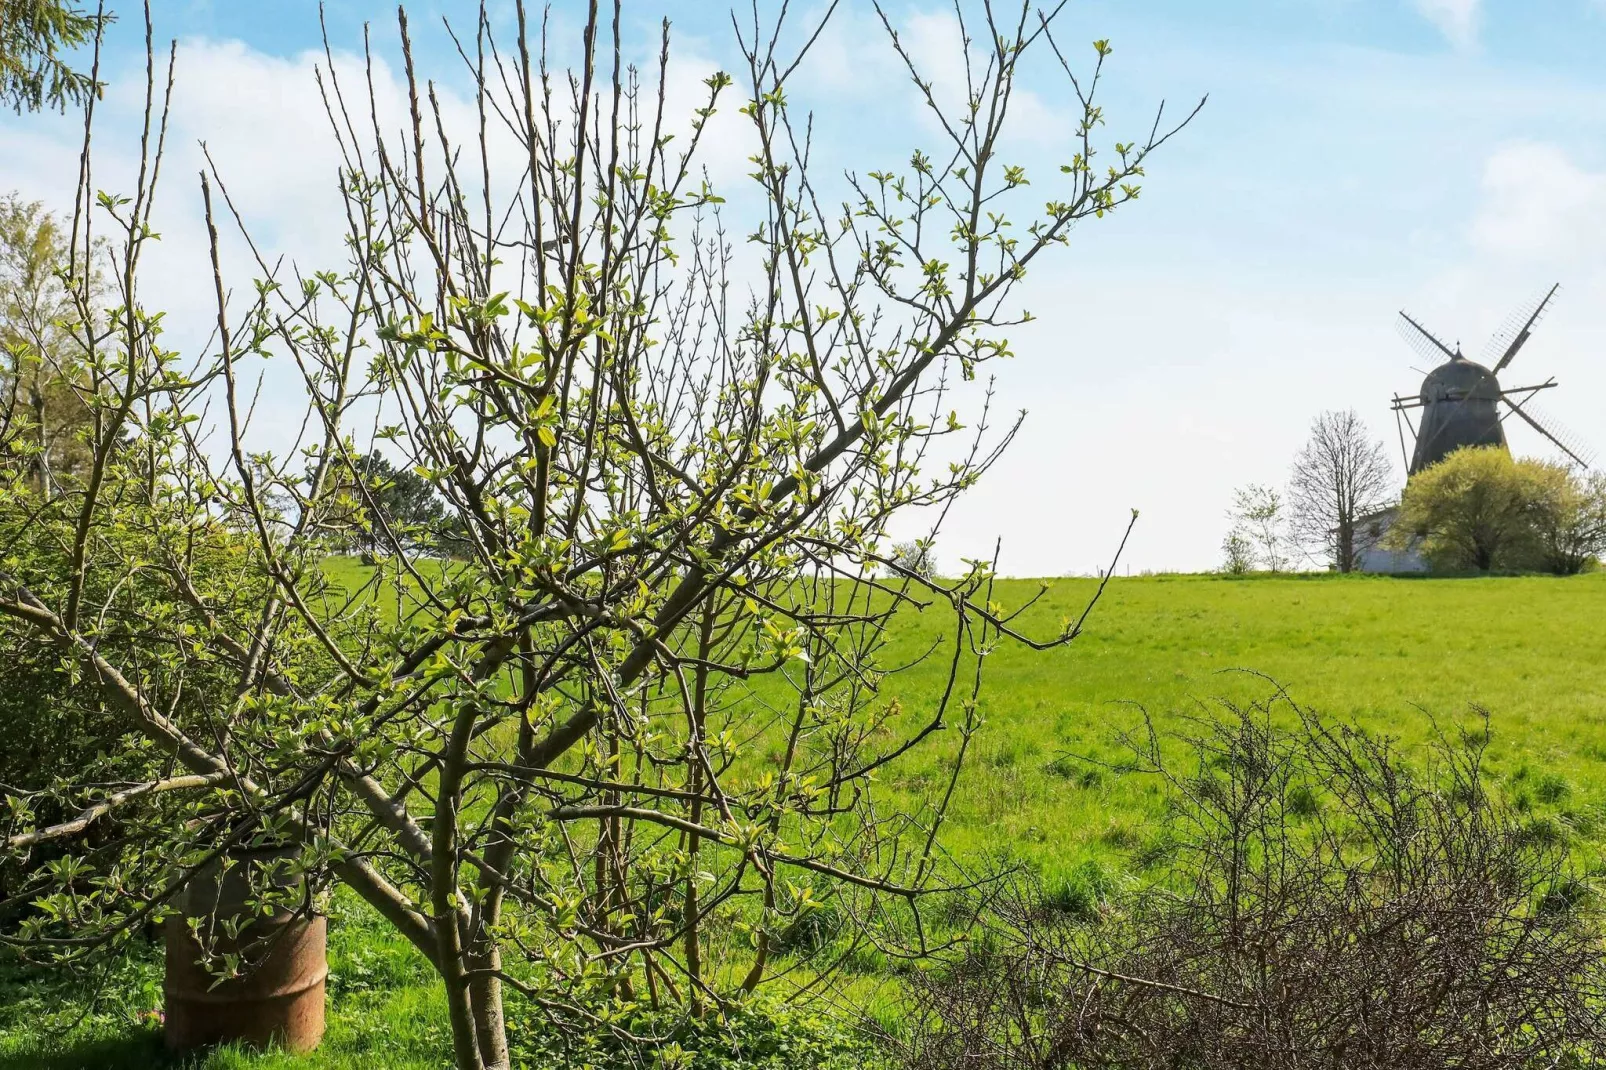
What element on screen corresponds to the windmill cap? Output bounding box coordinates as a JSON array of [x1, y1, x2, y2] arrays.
[[1420, 358, 1500, 403]]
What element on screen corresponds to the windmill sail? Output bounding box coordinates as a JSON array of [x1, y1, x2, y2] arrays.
[[1390, 284, 1596, 476], [1483, 283, 1560, 375], [1396, 310, 1458, 367], [1502, 396, 1596, 470]]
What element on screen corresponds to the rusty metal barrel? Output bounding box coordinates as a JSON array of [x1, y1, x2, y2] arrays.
[[164, 846, 327, 1053]]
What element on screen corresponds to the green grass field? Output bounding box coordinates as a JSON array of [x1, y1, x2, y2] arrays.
[[7, 569, 1606, 1067], [879, 570, 1606, 882]]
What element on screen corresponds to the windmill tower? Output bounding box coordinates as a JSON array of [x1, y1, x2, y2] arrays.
[[1390, 284, 1595, 475]]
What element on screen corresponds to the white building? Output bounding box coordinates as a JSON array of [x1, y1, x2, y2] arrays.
[[1355, 506, 1427, 574]]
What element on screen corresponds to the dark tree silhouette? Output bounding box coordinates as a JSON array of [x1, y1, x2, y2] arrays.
[[353, 450, 446, 556]]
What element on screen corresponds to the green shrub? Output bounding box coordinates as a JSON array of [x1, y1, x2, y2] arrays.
[[0, 503, 279, 906], [0, 648, 80, 792], [774, 897, 844, 957], [1393, 447, 1606, 573]]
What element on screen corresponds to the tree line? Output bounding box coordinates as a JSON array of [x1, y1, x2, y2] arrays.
[[1223, 410, 1606, 575], [1222, 409, 1394, 574]]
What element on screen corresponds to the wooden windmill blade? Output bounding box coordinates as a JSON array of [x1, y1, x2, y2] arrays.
[[1484, 282, 1560, 375], [1501, 394, 1596, 470], [1396, 310, 1458, 366]]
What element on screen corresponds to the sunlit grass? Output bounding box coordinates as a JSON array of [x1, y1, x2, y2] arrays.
[[0, 889, 446, 1070], [8, 566, 1605, 1065]]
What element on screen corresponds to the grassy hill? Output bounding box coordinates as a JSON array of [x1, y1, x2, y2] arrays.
[[8, 569, 1606, 1067], [873, 570, 1606, 884]]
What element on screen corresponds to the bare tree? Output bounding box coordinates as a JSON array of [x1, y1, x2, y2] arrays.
[[1288, 410, 1394, 572], [0, 4, 1195, 1068]]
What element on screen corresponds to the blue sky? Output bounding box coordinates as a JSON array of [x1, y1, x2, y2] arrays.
[[5, 0, 1605, 573]]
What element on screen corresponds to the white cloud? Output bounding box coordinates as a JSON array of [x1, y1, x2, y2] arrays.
[[0, 40, 426, 323], [1470, 142, 1606, 262], [1398, 141, 1606, 478], [1412, 0, 1480, 49], [780, 4, 900, 96]]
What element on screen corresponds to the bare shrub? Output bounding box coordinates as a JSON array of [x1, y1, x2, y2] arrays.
[[894, 697, 1606, 1070]]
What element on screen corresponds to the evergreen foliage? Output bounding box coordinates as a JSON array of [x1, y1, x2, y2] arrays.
[[0, 0, 107, 113]]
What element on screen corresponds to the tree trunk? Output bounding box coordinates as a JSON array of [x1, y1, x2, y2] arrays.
[[468, 957, 509, 1070], [439, 942, 485, 1069], [684, 606, 717, 1014], [436, 706, 483, 1070]]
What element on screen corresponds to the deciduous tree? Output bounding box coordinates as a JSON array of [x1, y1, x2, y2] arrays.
[[1288, 409, 1394, 572], [1524, 464, 1606, 576], [885, 539, 938, 581], [1393, 446, 1532, 571], [1219, 530, 1254, 575], [0, 5, 1195, 1068], [1227, 483, 1290, 572], [0, 194, 99, 491], [317, 451, 449, 558]]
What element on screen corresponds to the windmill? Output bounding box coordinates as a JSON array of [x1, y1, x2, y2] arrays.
[[1390, 284, 1595, 475]]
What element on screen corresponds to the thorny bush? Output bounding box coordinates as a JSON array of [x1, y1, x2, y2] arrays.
[[897, 697, 1606, 1070]]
